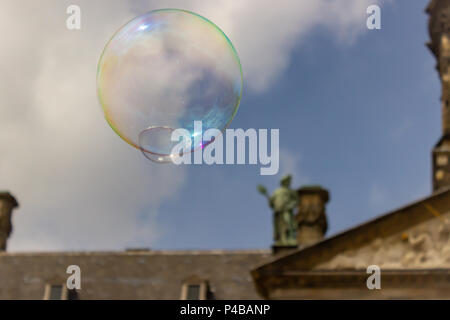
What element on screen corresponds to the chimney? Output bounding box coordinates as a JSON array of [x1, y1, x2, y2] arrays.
[[427, 0, 450, 191], [0, 192, 18, 251], [295, 186, 329, 247]]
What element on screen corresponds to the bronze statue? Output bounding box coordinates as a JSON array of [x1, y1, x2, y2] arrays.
[[258, 175, 298, 246]]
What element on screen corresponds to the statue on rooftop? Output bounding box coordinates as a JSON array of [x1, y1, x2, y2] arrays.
[[258, 175, 298, 247]]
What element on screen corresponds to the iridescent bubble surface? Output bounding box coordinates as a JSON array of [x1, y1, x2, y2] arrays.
[[97, 9, 243, 162]]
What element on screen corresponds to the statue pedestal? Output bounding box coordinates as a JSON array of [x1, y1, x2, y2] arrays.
[[272, 244, 298, 255]]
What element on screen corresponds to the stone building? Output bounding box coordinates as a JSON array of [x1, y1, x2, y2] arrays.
[[1, 0, 450, 300]]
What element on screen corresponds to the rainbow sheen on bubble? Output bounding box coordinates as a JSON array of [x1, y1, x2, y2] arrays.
[[97, 9, 243, 162]]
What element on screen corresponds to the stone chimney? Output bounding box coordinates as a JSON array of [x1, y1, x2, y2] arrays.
[[0, 192, 18, 251], [427, 0, 450, 191], [295, 186, 329, 247]]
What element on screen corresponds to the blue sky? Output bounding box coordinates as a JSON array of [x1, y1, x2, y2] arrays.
[[1, 0, 441, 251], [152, 0, 441, 250]]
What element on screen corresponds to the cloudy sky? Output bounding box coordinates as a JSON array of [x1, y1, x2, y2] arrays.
[[1, 0, 440, 251]]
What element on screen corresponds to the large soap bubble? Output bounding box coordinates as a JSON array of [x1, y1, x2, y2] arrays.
[[97, 9, 243, 162]]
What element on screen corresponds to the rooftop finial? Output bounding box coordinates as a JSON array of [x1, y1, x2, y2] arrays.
[[0, 192, 18, 251], [427, 0, 450, 191]]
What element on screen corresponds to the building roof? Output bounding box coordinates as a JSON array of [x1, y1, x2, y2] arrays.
[[0, 249, 271, 299]]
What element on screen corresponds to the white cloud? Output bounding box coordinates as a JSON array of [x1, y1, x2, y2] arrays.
[[1, 1, 186, 251], [0, 0, 382, 251], [144, 0, 384, 91]]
